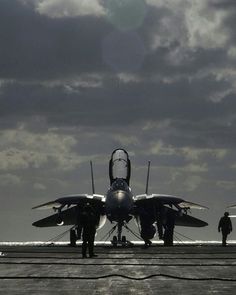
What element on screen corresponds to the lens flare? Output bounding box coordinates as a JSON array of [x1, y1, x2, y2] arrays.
[[105, 0, 147, 31], [102, 31, 146, 72]]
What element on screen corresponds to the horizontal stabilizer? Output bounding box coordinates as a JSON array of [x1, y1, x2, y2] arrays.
[[175, 212, 208, 227], [227, 204, 236, 209], [32, 207, 77, 227]]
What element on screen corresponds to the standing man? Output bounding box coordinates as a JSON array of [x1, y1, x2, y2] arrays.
[[218, 212, 232, 246], [80, 203, 99, 258]]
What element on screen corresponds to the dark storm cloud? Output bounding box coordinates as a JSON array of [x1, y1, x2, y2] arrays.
[[137, 4, 236, 75], [1, 0, 236, 152], [102, 30, 146, 72], [210, 0, 236, 9], [143, 46, 235, 77], [0, 0, 111, 80], [1, 74, 235, 146], [209, 0, 236, 45], [0, 0, 235, 85], [0, 0, 234, 83]]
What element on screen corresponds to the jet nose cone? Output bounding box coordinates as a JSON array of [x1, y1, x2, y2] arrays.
[[115, 191, 127, 203], [105, 189, 133, 222], [113, 191, 132, 210]]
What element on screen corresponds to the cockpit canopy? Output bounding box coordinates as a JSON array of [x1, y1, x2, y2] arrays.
[[109, 149, 131, 185], [111, 178, 129, 191]]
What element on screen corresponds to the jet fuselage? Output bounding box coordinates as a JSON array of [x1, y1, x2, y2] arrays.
[[105, 149, 134, 223]]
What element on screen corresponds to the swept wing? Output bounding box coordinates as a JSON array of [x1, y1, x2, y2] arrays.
[[33, 207, 78, 227], [32, 194, 105, 227], [32, 194, 105, 210], [134, 194, 208, 227], [134, 194, 208, 210]]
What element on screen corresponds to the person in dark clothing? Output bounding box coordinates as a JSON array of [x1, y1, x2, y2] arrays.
[[218, 212, 232, 246], [156, 204, 165, 240], [140, 225, 154, 248], [138, 207, 153, 248], [163, 210, 176, 246], [80, 203, 98, 258]]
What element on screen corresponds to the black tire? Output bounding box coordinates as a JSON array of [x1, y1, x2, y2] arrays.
[[112, 236, 117, 246]]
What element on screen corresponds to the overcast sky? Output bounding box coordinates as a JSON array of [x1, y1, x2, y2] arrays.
[[0, 0, 236, 242]]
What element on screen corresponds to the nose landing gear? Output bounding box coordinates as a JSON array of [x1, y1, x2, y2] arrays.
[[110, 222, 133, 247], [111, 235, 133, 247]]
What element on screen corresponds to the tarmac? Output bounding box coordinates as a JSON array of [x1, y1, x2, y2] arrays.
[[0, 242, 236, 294]]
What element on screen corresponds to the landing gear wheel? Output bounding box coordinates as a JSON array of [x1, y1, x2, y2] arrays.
[[112, 236, 118, 247], [70, 229, 77, 247], [121, 236, 126, 245]]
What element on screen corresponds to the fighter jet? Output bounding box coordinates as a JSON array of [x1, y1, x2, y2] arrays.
[[33, 149, 208, 246]]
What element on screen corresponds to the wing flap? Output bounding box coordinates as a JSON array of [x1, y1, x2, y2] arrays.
[[177, 201, 209, 210], [32, 201, 63, 210]]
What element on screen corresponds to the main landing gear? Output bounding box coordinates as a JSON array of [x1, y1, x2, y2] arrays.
[[70, 228, 77, 247], [70, 226, 82, 247]]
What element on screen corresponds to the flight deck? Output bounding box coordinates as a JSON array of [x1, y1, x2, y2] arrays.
[[0, 242, 236, 294]]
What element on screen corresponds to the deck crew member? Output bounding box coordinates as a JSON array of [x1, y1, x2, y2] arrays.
[[218, 212, 232, 246], [80, 203, 98, 258], [163, 210, 176, 246]]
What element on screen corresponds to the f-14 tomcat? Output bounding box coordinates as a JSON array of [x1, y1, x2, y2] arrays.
[[33, 149, 208, 246]]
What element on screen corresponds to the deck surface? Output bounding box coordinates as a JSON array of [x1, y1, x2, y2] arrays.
[[0, 243, 236, 294]]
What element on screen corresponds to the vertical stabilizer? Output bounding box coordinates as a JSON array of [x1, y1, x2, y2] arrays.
[[145, 161, 151, 194], [90, 161, 95, 194]]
